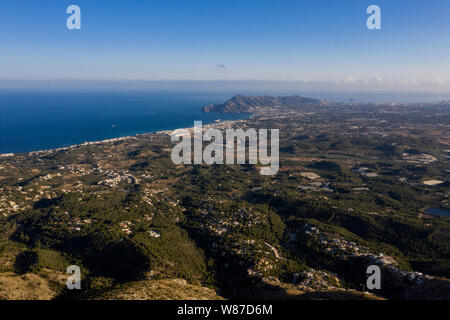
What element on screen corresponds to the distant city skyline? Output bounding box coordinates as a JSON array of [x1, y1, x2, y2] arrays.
[[0, 0, 449, 92]]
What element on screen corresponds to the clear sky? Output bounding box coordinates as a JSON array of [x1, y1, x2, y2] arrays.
[[0, 0, 449, 92]]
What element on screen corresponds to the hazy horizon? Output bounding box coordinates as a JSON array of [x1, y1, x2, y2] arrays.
[[0, 80, 448, 104]]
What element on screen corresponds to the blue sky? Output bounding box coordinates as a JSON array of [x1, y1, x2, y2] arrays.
[[0, 0, 449, 92]]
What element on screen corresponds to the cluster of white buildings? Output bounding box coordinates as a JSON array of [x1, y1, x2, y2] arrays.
[[352, 167, 378, 178], [97, 172, 140, 188], [303, 224, 431, 286]]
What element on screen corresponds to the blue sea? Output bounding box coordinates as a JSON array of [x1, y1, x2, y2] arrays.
[[0, 90, 248, 154]]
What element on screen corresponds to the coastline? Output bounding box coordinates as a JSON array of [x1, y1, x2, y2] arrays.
[[0, 118, 249, 158]]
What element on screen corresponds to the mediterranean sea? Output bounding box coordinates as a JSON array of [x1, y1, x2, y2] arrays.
[[0, 90, 248, 154]]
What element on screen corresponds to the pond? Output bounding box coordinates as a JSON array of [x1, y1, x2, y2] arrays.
[[424, 208, 450, 218]]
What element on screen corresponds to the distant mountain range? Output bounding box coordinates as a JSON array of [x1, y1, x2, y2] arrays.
[[202, 94, 326, 113]]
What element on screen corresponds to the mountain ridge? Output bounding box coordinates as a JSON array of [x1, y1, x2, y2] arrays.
[[202, 94, 325, 114]]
